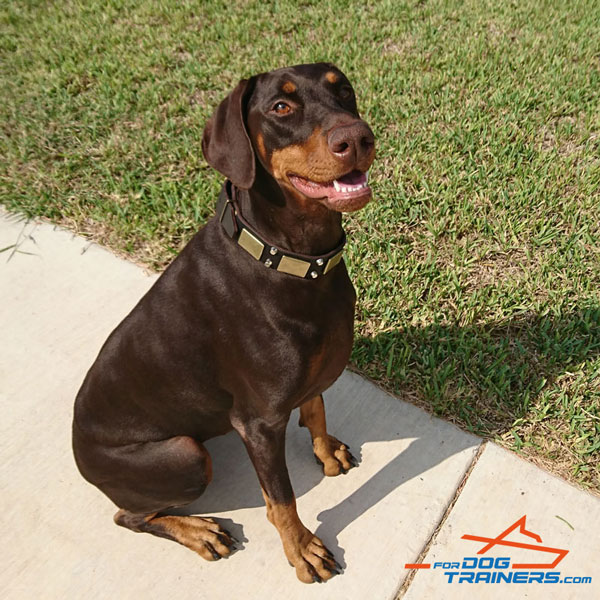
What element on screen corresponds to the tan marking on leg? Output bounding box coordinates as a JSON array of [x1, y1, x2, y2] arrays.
[[265, 497, 338, 583], [260, 487, 275, 524], [299, 395, 355, 476], [150, 515, 233, 561], [282, 80, 297, 93], [114, 510, 234, 561], [325, 71, 338, 83]]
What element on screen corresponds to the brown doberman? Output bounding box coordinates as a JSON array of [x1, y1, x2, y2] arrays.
[[72, 62, 375, 584]]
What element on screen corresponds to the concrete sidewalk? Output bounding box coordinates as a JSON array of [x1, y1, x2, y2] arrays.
[[1, 209, 598, 599]]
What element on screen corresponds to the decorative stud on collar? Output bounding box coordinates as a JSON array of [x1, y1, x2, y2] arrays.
[[216, 181, 346, 280]]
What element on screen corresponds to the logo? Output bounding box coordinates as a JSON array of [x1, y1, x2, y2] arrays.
[[462, 515, 568, 568], [405, 515, 592, 585]]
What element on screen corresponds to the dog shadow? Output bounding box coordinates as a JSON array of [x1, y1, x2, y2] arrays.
[[171, 306, 600, 566], [170, 376, 477, 568]]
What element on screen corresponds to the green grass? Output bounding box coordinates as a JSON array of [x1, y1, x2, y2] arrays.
[[2, 0, 599, 491]]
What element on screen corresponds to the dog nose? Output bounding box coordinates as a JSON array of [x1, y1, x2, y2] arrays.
[[327, 121, 375, 163]]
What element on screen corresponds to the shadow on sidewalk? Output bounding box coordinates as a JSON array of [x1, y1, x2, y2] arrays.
[[171, 307, 599, 565], [173, 372, 479, 567]]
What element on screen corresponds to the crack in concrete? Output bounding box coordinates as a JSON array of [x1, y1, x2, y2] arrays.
[[395, 441, 487, 599]]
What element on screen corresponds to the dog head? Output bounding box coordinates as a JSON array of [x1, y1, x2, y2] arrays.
[[202, 63, 375, 212]]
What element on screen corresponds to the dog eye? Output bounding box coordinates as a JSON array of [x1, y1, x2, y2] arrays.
[[272, 101, 292, 115], [340, 86, 354, 100]]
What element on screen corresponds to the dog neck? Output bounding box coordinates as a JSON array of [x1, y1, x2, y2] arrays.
[[237, 174, 344, 257]]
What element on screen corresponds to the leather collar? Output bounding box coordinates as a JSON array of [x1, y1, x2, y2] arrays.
[[216, 181, 346, 279]]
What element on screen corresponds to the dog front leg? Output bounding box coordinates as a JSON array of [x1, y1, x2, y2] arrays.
[[234, 414, 340, 583], [299, 395, 357, 476]]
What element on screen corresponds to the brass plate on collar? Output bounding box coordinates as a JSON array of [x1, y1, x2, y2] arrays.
[[277, 255, 311, 278], [323, 250, 343, 274], [238, 229, 264, 260]]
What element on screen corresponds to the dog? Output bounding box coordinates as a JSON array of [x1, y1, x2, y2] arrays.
[[72, 62, 375, 584]]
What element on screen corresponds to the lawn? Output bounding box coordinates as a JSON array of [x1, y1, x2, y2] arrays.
[[2, 0, 599, 492]]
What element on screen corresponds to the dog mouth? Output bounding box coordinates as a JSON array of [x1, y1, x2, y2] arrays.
[[287, 170, 371, 212]]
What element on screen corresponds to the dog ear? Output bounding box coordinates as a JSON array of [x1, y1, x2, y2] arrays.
[[202, 77, 256, 190]]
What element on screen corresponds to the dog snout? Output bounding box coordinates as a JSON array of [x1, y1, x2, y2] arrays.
[[327, 121, 375, 167]]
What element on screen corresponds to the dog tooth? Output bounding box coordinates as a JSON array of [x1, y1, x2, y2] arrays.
[[333, 180, 341, 192]]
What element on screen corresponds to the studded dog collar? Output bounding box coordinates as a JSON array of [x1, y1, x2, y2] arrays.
[[216, 181, 346, 279]]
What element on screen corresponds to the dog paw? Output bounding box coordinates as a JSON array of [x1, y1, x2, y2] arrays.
[[313, 435, 357, 476], [290, 534, 341, 583], [175, 516, 237, 561]]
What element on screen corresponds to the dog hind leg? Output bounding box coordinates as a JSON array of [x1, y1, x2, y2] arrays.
[[75, 432, 235, 559], [114, 510, 235, 560]]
